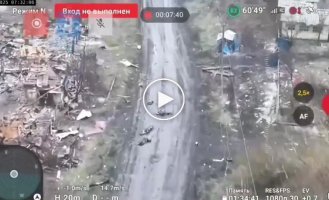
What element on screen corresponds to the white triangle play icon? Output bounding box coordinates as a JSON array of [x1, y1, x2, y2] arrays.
[[158, 92, 174, 108]]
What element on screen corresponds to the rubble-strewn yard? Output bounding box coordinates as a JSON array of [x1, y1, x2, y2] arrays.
[[0, 4, 141, 199]]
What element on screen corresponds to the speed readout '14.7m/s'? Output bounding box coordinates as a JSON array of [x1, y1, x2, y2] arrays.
[[141, 7, 190, 23]]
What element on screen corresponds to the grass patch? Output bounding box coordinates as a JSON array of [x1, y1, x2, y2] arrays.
[[60, 131, 123, 198], [202, 138, 329, 199], [185, 0, 220, 53], [58, 14, 141, 199]]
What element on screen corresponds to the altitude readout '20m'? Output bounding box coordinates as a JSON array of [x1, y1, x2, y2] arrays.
[[141, 7, 190, 23]]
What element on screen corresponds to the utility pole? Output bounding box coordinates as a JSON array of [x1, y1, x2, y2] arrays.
[[276, 51, 280, 121], [220, 24, 225, 97]]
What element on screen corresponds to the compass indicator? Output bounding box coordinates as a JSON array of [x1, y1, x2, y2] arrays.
[[0, 146, 43, 200]]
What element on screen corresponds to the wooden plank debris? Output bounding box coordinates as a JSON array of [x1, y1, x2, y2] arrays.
[[202, 69, 234, 77], [120, 59, 139, 68], [201, 66, 231, 71], [106, 76, 116, 101], [55, 130, 79, 140]]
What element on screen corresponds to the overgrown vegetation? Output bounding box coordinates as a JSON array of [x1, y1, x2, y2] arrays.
[[203, 138, 329, 199], [59, 17, 141, 200], [185, 0, 329, 199]]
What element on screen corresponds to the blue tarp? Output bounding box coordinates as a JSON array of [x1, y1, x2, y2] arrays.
[[217, 38, 240, 55], [276, 37, 292, 52]]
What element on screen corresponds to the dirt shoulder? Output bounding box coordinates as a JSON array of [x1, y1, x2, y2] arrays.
[[45, 16, 142, 200]]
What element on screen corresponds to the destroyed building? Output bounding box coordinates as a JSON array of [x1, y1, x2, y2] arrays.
[[0, 21, 89, 170], [279, 0, 329, 41]]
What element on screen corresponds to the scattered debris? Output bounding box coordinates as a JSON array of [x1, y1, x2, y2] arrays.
[[202, 68, 234, 77], [0, 17, 131, 171], [117, 95, 130, 103], [64, 74, 82, 101], [147, 100, 154, 105], [55, 130, 79, 140], [96, 58, 104, 65], [0, 120, 22, 141], [95, 120, 106, 131], [97, 97, 106, 104], [106, 77, 116, 101], [140, 126, 154, 136], [58, 156, 79, 168], [76, 109, 92, 120], [156, 110, 172, 116], [212, 158, 224, 162], [84, 128, 103, 136], [274, 121, 299, 126], [57, 145, 71, 158], [120, 59, 139, 68], [56, 170, 61, 180], [150, 154, 161, 164], [29, 136, 43, 147], [138, 137, 152, 146], [83, 121, 107, 136], [89, 179, 110, 188], [138, 82, 143, 88], [201, 66, 231, 71]]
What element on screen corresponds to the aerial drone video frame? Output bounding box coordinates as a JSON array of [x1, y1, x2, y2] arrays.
[[0, 0, 329, 200]]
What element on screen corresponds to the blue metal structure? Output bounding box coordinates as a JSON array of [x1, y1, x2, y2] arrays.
[[217, 35, 241, 55], [276, 37, 292, 52], [55, 13, 82, 53]]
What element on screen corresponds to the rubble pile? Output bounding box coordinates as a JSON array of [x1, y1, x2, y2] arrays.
[[0, 22, 99, 170]]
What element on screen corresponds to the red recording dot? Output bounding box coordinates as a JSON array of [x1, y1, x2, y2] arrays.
[[322, 95, 329, 115], [289, 6, 297, 15], [144, 10, 153, 21]]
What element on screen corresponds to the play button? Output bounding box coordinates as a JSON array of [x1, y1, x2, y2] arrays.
[[158, 92, 174, 108], [33, 193, 41, 200], [143, 78, 185, 120]]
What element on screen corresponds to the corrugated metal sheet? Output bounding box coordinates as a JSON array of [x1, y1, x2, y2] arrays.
[[216, 30, 237, 41]]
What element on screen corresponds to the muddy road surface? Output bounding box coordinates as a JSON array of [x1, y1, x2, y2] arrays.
[[120, 0, 199, 200]]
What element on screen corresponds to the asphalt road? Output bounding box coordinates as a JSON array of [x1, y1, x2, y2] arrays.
[[120, 0, 198, 200]]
